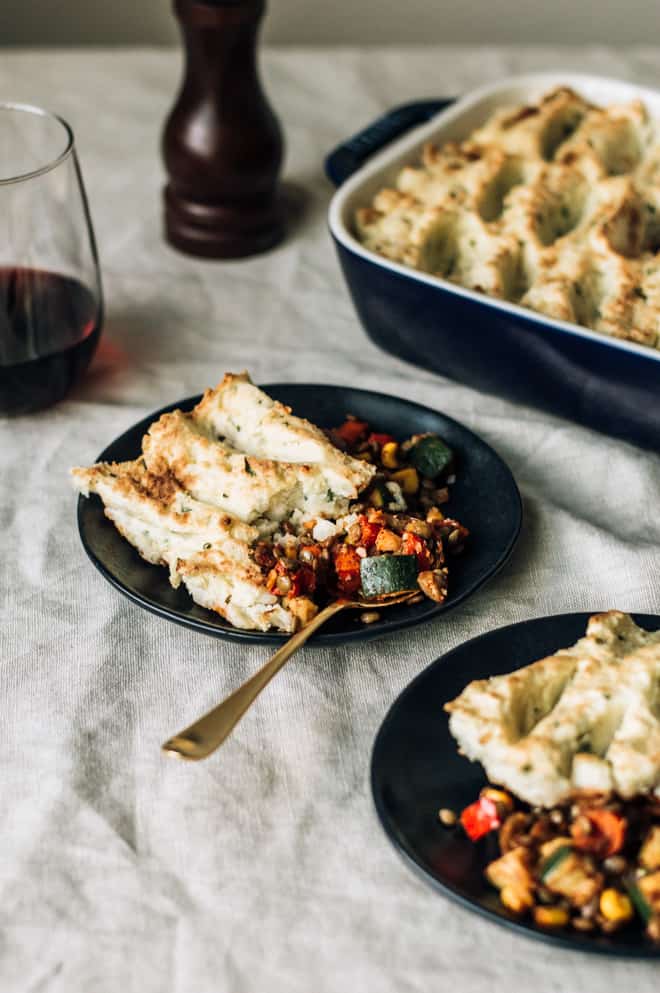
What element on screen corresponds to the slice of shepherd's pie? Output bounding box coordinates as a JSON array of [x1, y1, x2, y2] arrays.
[[142, 406, 370, 525], [73, 371, 469, 634], [72, 373, 378, 634], [192, 371, 374, 505], [72, 458, 300, 633], [445, 611, 660, 807]]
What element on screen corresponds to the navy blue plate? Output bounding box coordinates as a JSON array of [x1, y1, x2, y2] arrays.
[[77, 383, 521, 646], [371, 611, 660, 956]]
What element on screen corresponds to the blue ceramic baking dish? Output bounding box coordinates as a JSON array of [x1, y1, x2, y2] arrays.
[[326, 73, 660, 452]]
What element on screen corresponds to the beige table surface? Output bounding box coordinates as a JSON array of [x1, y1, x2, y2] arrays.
[[1, 45, 659, 993]]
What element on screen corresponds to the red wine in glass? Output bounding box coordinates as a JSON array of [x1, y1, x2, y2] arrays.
[[0, 103, 102, 415], [0, 267, 101, 414]]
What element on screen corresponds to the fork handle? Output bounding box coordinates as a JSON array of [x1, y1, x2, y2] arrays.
[[162, 600, 349, 760]]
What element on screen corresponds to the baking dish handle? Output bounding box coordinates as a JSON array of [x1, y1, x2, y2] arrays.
[[324, 99, 456, 187]]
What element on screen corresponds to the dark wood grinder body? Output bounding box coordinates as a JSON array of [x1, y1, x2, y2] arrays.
[[162, 0, 284, 258]]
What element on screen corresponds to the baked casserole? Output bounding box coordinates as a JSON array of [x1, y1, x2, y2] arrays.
[[355, 87, 660, 350]]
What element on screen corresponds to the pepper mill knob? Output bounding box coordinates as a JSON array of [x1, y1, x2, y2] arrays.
[[162, 0, 284, 259]]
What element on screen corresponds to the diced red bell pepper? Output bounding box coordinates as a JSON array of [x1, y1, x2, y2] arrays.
[[334, 419, 369, 447], [460, 796, 502, 842], [359, 515, 383, 549], [268, 560, 317, 598], [368, 432, 396, 447], [336, 570, 361, 595], [289, 564, 317, 598], [267, 559, 289, 593], [401, 531, 432, 570]]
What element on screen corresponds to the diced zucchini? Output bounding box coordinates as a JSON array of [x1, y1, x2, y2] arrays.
[[540, 843, 601, 907], [540, 844, 573, 881], [409, 435, 453, 479], [360, 554, 418, 598], [625, 879, 652, 924]]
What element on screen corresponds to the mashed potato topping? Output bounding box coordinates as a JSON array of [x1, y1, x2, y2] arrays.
[[355, 87, 660, 350], [445, 611, 660, 807]]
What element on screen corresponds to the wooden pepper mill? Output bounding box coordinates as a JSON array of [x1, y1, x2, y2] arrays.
[[162, 0, 284, 258]]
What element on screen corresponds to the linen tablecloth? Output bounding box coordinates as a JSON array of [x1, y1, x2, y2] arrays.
[[1, 45, 659, 993]]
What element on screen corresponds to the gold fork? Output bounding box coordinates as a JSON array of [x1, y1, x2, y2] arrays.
[[162, 590, 417, 761]]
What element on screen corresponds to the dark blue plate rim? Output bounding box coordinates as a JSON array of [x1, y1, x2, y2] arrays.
[[77, 383, 522, 647], [370, 611, 660, 957]]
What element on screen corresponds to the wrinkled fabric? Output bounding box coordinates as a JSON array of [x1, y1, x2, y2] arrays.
[[1, 46, 660, 993]]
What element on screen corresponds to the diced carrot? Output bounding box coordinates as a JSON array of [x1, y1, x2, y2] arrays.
[[571, 809, 627, 857], [333, 545, 362, 594], [333, 545, 361, 572]]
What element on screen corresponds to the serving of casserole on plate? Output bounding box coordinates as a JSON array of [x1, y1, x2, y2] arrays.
[[447, 612, 660, 944], [73, 371, 469, 633], [327, 73, 660, 451], [371, 611, 660, 955], [74, 377, 521, 645]]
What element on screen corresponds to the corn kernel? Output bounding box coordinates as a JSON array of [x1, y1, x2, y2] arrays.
[[359, 610, 381, 625], [599, 888, 634, 923], [481, 787, 514, 813], [500, 886, 533, 914], [381, 441, 399, 469], [391, 467, 420, 495], [533, 906, 569, 929], [438, 807, 457, 827], [369, 488, 385, 508]]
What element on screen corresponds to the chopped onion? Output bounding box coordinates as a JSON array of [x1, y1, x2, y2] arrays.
[[312, 519, 338, 542]]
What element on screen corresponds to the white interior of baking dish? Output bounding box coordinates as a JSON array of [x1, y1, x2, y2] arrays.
[[329, 72, 660, 365]]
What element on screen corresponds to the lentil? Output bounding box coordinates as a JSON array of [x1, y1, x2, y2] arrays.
[[360, 611, 381, 625]]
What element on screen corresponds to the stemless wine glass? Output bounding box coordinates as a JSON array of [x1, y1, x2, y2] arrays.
[[0, 103, 103, 415]]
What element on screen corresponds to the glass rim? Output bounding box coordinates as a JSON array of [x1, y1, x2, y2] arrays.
[[0, 102, 74, 186]]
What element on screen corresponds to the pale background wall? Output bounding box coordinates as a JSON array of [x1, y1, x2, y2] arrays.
[[1, 0, 657, 45]]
